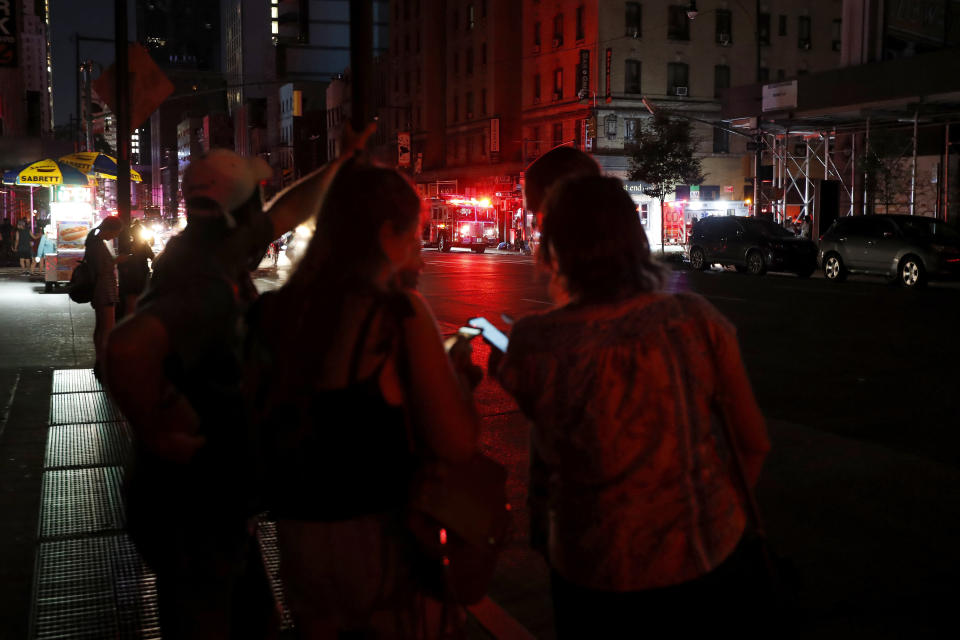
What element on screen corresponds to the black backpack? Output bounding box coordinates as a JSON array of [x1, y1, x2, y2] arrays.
[[68, 257, 95, 303]]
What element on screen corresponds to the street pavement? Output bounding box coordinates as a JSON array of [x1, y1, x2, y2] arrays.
[[1, 252, 958, 638]]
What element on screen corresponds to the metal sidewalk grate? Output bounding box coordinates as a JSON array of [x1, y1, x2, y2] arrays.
[[33, 535, 160, 639], [45, 422, 133, 470], [50, 392, 123, 426], [52, 369, 103, 394], [256, 518, 296, 632], [40, 467, 125, 540]]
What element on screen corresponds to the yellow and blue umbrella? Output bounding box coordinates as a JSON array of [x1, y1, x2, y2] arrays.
[[59, 152, 142, 183], [1, 159, 91, 187]]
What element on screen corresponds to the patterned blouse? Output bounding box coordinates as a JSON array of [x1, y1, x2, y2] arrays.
[[499, 292, 768, 591]]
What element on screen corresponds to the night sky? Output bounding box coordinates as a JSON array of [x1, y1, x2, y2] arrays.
[[49, 0, 138, 127]]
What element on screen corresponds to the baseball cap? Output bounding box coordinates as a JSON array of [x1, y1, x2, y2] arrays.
[[182, 149, 273, 215]]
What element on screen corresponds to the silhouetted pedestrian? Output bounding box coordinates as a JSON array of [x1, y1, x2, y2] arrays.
[[86, 216, 125, 379], [494, 176, 770, 637], [117, 219, 154, 319]]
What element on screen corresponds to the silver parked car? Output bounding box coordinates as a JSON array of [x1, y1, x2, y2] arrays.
[[819, 215, 960, 288]]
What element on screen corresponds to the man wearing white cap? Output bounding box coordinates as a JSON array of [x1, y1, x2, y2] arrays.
[[105, 126, 373, 638]]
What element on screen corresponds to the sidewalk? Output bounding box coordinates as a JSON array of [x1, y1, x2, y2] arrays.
[[2, 366, 956, 638]]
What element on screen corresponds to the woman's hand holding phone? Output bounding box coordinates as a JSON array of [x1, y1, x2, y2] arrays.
[[446, 328, 484, 392]]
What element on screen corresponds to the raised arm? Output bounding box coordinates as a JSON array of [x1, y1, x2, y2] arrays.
[[105, 315, 204, 463], [400, 291, 479, 463]]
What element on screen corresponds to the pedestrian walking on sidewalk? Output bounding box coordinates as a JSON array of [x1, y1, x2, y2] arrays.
[[85, 216, 126, 379], [105, 136, 374, 638], [15, 220, 41, 274], [117, 219, 154, 319], [245, 161, 479, 638], [493, 176, 771, 638]]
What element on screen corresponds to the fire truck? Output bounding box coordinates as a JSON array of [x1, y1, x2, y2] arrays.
[[423, 195, 498, 253]]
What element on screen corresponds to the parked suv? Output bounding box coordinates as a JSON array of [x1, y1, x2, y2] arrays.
[[818, 215, 960, 288], [687, 216, 818, 277]]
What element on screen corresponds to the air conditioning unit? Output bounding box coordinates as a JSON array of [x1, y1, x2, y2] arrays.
[[675, 86, 688, 97], [533, 96, 541, 104], [800, 39, 811, 50], [629, 28, 640, 39], [552, 38, 561, 47], [719, 33, 731, 46], [533, 44, 540, 53], [553, 91, 563, 101]]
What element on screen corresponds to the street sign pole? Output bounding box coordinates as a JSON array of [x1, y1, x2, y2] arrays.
[[115, 0, 131, 233], [349, 0, 373, 134]]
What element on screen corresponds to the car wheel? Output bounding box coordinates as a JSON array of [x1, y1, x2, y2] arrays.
[[689, 247, 707, 271], [44, 282, 53, 293], [823, 253, 847, 282], [734, 265, 748, 274], [898, 255, 926, 288], [746, 250, 766, 275]]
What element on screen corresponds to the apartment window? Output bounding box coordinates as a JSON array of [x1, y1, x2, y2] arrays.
[[554, 67, 563, 99], [667, 62, 689, 95], [482, 0, 487, 18], [481, 134, 487, 156], [466, 48, 474, 75], [713, 127, 730, 153], [453, 9, 459, 31], [467, 136, 474, 159], [798, 16, 812, 49], [605, 114, 617, 138], [576, 5, 585, 41], [405, 72, 410, 94], [395, 2, 399, 21], [553, 14, 564, 46], [404, 34, 410, 53], [395, 111, 400, 128], [625, 118, 640, 141], [466, 92, 474, 118], [404, 0, 410, 20], [481, 89, 488, 114], [715, 9, 732, 44], [415, 0, 420, 18], [417, 68, 422, 87], [667, 5, 690, 40], [482, 42, 487, 65], [713, 64, 730, 98], [758, 67, 770, 83], [534, 73, 541, 102], [624, 59, 641, 94], [416, 31, 421, 52], [832, 19, 842, 51], [776, 68, 785, 81], [467, 5, 475, 30], [778, 14, 787, 36], [453, 95, 459, 121], [453, 52, 459, 74], [394, 74, 399, 92], [553, 122, 563, 146], [534, 22, 541, 49], [625, 2, 642, 38], [416, 106, 422, 127], [759, 13, 770, 45]]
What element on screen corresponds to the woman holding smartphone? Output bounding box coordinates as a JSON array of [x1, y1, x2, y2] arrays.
[[495, 176, 770, 637], [246, 161, 479, 637]]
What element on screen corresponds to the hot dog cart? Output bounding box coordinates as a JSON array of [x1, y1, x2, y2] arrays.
[[44, 186, 95, 292]]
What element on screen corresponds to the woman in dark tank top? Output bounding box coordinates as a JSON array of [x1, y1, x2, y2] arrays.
[[246, 161, 479, 637]]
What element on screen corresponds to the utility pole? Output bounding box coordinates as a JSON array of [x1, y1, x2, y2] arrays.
[[754, 0, 762, 218], [349, 0, 373, 133], [115, 0, 131, 235]]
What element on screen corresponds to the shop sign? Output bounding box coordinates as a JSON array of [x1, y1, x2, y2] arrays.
[[724, 185, 735, 193], [490, 118, 500, 153], [397, 131, 411, 167], [0, 0, 17, 68], [762, 80, 798, 112], [604, 49, 612, 102], [578, 50, 590, 96], [690, 185, 700, 200]]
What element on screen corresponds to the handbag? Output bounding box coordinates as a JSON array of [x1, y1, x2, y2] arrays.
[[68, 257, 95, 303], [406, 452, 511, 605]]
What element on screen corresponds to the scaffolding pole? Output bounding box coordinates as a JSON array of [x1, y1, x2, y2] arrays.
[[910, 110, 918, 216]]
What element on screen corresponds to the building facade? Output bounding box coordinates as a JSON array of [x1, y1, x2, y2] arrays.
[[0, 0, 53, 138]]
